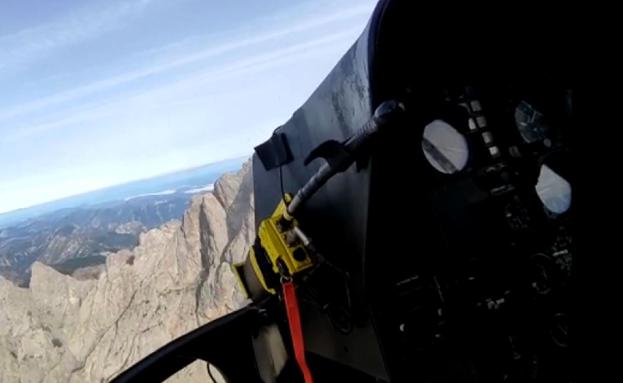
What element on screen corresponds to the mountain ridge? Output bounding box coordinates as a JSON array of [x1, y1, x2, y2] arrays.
[[0, 155, 249, 227], [0, 157, 250, 286], [0, 160, 254, 382]]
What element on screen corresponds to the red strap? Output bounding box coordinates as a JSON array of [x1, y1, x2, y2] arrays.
[[282, 281, 314, 383]]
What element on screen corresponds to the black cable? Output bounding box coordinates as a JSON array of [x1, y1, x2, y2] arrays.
[[272, 125, 287, 203], [279, 164, 286, 202], [207, 363, 217, 382]]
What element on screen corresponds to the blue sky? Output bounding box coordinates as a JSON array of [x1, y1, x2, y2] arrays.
[[0, 0, 376, 214]]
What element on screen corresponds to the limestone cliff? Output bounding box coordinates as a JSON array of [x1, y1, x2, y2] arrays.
[[0, 161, 254, 382]]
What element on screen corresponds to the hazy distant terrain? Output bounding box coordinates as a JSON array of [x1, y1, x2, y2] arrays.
[[0, 156, 247, 285]]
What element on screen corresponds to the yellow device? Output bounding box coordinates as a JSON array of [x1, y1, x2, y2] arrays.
[[234, 194, 314, 300]]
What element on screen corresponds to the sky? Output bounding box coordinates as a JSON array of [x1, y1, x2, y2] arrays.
[[0, 0, 377, 214]]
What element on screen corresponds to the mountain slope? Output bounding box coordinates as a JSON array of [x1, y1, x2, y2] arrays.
[[0, 161, 254, 383], [0, 192, 197, 286]]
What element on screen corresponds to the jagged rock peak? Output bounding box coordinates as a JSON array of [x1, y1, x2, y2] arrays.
[[0, 160, 254, 383]]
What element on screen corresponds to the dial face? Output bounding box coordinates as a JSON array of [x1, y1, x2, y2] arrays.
[[535, 164, 572, 214], [515, 101, 550, 144], [422, 120, 469, 174]]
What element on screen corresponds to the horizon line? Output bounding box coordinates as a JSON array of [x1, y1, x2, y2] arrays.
[[0, 153, 251, 216]]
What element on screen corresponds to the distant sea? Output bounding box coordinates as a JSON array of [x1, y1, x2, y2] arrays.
[[0, 155, 249, 228]]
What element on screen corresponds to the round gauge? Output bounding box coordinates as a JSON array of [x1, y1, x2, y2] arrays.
[[422, 120, 469, 174], [535, 164, 571, 214], [515, 101, 550, 143]]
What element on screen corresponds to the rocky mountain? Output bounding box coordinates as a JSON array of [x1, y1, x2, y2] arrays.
[[0, 161, 254, 382], [0, 156, 249, 287], [0, 185, 206, 287]]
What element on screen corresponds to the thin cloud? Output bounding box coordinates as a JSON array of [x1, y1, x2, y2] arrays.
[[2, 25, 361, 144], [0, 3, 371, 123], [0, 0, 377, 212], [0, 0, 155, 70]]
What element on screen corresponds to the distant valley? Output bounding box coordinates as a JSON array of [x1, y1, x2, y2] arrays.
[[0, 156, 248, 285]]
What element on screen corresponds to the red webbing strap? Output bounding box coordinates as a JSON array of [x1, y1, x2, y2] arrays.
[[282, 281, 314, 383]]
